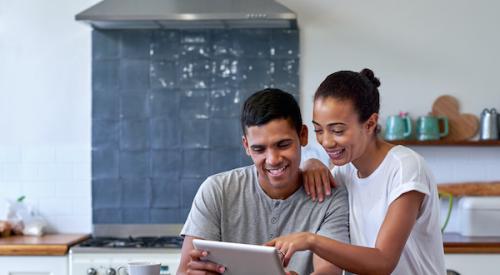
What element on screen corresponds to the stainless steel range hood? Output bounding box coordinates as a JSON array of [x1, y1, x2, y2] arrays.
[[75, 0, 297, 29]]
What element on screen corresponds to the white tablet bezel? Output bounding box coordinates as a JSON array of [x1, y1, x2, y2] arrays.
[[192, 239, 286, 275]]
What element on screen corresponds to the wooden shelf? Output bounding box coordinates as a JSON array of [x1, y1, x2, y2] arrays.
[[438, 182, 500, 196], [387, 140, 500, 146]]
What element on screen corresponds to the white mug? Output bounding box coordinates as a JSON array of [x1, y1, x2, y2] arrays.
[[118, 262, 161, 275]]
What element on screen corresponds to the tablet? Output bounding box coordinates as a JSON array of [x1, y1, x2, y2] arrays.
[[192, 239, 286, 275]]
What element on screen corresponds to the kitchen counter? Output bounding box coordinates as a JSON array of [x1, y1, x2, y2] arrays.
[[0, 233, 497, 255], [0, 234, 89, 256], [444, 233, 500, 253]]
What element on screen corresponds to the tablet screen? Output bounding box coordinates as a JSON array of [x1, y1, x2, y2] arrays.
[[193, 239, 286, 275]]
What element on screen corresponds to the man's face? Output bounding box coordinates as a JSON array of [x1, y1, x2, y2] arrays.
[[242, 118, 308, 197]]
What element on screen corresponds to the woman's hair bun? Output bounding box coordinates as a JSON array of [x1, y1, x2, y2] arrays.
[[360, 68, 381, 88]]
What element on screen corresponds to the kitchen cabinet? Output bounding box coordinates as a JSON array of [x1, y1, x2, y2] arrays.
[[0, 234, 88, 275], [0, 255, 67, 275], [444, 233, 500, 274], [445, 254, 500, 275]]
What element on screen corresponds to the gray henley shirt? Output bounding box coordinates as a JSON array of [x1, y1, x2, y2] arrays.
[[181, 165, 349, 274]]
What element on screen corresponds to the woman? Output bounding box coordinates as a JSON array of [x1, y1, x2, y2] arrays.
[[268, 69, 446, 275]]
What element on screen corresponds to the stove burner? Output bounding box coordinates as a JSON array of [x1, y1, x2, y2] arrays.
[[78, 236, 184, 249]]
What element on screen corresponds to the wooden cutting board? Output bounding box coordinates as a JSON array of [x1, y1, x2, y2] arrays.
[[0, 234, 89, 256], [431, 95, 479, 141]]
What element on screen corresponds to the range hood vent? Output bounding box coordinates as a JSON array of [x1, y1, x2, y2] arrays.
[[75, 0, 297, 29]]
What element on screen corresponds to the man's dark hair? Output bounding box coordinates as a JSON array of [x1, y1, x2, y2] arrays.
[[241, 88, 303, 135]]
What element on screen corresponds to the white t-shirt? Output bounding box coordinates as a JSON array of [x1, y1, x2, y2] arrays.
[[334, 145, 446, 275], [301, 141, 330, 168]]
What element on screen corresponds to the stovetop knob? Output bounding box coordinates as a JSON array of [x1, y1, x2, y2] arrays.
[[87, 268, 97, 275], [107, 268, 117, 275]]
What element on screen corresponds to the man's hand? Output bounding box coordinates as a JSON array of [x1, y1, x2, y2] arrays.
[[301, 158, 335, 202], [186, 249, 226, 275], [177, 236, 225, 275]]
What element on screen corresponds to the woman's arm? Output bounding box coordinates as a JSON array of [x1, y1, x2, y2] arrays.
[[267, 191, 425, 275]]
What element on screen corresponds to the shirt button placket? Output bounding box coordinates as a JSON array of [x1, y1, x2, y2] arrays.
[[270, 201, 281, 239]]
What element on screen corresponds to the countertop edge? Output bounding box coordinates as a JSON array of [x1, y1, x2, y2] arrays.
[[443, 233, 500, 254], [0, 234, 90, 256], [2, 233, 500, 255]]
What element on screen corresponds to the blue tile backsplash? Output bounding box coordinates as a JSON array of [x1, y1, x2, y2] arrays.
[[92, 28, 299, 224]]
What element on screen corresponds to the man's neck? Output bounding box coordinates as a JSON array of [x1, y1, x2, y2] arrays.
[[258, 173, 302, 200]]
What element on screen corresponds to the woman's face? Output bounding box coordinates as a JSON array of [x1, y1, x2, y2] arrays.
[[312, 97, 376, 166]]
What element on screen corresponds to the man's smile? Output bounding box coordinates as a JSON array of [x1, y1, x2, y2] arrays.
[[265, 164, 289, 177]]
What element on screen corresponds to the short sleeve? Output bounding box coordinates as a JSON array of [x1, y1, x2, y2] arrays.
[[316, 182, 350, 244], [180, 176, 222, 240], [388, 152, 431, 204]]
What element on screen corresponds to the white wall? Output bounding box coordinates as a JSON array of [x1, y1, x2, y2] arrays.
[[282, 0, 500, 120], [281, 0, 500, 232], [0, 0, 98, 233], [0, 0, 499, 233]]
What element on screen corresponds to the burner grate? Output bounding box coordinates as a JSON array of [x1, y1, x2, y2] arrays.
[[78, 236, 184, 248]]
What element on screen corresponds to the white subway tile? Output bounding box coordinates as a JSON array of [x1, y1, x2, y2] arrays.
[[0, 146, 22, 163], [3, 163, 39, 181], [49, 214, 92, 234], [71, 197, 92, 216], [411, 146, 437, 159], [485, 163, 500, 181], [456, 162, 488, 182], [55, 145, 90, 163], [22, 146, 55, 163], [54, 180, 91, 197], [428, 161, 454, 183], [38, 163, 74, 181], [3, 164, 22, 181], [38, 197, 74, 216], [22, 180, 55, 197], [73, 162, 91, 181], [0, 181, 23, 199]]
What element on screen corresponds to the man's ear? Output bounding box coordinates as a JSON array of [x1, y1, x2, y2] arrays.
[[299, 125, 308, 146], [242, 135, 251, 156], [366, 113, 379, 134]]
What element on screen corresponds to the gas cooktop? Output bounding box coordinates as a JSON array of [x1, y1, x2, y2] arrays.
[[77, 236, 184, 249]]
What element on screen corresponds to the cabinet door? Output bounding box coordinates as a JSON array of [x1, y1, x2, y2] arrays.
[[0, 256, 67, 275], [445, 254, 500, 275]]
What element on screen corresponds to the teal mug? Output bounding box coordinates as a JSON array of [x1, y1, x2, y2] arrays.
[[416, 115, 449, 141], [385, 115, 412, 141]]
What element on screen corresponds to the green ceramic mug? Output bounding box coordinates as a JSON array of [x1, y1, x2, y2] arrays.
[[416, 115, 449, 141], [385, 115, 412, 141]]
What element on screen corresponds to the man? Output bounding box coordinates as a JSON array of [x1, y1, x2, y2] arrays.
[[177, 88, 349, 275]]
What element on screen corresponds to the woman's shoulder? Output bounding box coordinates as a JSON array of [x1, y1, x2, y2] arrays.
[[386, 145, 434, 189], [387, 145, 426, 170]]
